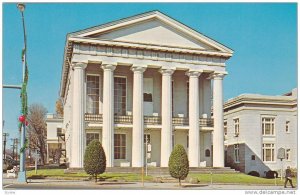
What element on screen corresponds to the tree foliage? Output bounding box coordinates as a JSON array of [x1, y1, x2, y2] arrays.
[[27, 103, 47, 165], [84, 140, 106, 182], [168, 144, 189, 186]]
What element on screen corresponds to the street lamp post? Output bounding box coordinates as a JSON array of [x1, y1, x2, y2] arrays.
[[17, 2, 27, 183]]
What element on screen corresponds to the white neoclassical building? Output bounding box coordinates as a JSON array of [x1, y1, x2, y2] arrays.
[[224, 89, 297, 177], [59, 11, 233, 168]]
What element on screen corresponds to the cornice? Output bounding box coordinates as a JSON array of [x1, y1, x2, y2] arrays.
[[224, 95, 297, 111], [69, 37, 233, 58]]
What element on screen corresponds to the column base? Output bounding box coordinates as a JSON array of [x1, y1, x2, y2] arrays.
[[17, 171, 27, 183]]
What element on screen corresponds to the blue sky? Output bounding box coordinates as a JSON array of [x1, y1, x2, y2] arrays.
[[2, 3, 297, 145]]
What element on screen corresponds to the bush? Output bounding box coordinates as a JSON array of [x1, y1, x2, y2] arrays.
[[248, 171, 260, 177], [291, 168, 297, 177], [265, 170, 278, 179], [168, 144, 189, 186], [84, 140, 106, 182]]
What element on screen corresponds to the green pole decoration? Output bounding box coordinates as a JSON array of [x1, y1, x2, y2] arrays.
[[20, 138, 28, 153], [18, 122, 22, 131]]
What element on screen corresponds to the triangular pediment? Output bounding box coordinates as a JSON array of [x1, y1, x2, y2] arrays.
[[89, 19, 218, 51], [70, 11, 233, 54]]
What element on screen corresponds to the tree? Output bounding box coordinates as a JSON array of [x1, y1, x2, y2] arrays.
[[27, 104, 47, 165], [84, 140, 106, 182], [55, 98, 64, 116], [168, 144, 189, 186]]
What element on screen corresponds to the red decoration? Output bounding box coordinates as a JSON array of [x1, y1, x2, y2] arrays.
[[19, 115, 25, 123], [25, 121, 28, 126]]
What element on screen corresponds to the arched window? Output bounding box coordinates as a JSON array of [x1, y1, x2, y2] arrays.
[[205, 149, 210, 157]]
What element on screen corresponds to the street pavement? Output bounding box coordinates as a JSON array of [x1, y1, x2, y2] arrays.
[[2, 177, 297, 190]]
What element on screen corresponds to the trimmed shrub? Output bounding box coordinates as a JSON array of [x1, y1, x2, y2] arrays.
[[168, 144, 189, 186], [248, 171, 260, 177], [265, 170, 278, 179], [84, 140, 106, 182]]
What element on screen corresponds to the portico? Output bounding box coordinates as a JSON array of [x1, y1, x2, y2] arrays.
[[60, 11, 233, 168]]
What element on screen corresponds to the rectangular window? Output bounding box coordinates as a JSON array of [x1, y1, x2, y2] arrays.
[[187, 135, 189, 148], [172, 80, 174, 117], [234, 118, 239, 136], [286, 121, 290, 133], [186, 81, 189, 117], [86, 75, 100, 114], [286, 149, 291, 161], [262, 117, 275, 135], [114, 134, 126, 159], [172, 134, 175, 149], [262, 143, 275, 162], [234, 144, 239, 163], [224, 120, 227, 136], [86, 133, 99, 146], [57, 128, 62, 136], [114, 77, 127, 116]]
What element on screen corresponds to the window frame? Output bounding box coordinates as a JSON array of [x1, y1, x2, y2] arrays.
[[86, 74, 101, 114], [262, 143, 276, 162], [86, 132, 100, 146], [261, 117, 275, 136], [285, 121, 290, 133], [114, 133, 126, 160], [234, 144, 240, 163], [233, 118, 239, 136], [224, 120, 227, 136], [114, 76, 127, 116], [186, 81, 189, 118], [57, 128, 62, 136], [286, 148, 291, 161]]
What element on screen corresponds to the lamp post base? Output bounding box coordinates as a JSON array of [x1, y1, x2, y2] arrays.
[[17, 171, 27, 183]]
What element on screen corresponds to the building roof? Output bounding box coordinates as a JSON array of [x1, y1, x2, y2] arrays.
[[224, 89, 297, 112], [59, 10, 234, 98]]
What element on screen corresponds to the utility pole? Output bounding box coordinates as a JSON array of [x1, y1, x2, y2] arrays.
[[15, 139, 19, 161], [3, 133, 9, 160], [11, 138, 19, 160], [11, 144, 15, 160]]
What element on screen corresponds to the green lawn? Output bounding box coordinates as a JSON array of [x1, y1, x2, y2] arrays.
[[26, 169, 153, 181], [26, 169, 297, 185], [189, 173, 297, 185]]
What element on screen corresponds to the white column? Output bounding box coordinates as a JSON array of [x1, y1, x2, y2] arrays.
[[159, 69, 174, 167], [203, 79, 212, 117], [102, 64, 116, 167], [212, 73, 225, 167], [131, 66, 146, 167], [186, 71, 201, 167], [70, 62, 87, 168]]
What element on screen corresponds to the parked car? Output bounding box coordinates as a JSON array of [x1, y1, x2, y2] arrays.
[[3, 158, 19, 172]]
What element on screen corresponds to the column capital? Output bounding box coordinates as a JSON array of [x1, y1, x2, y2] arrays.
[[159, 68, 175, 75], [72, 62, 87, 70], [131, 66, 146, 73], [102, 64, 116, 71], [185, 70, 202, 77], [210, 72, 227, 80]]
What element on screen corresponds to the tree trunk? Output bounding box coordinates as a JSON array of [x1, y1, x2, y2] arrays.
[[95, 174, 97, 183], [179, 178, 181, 186]]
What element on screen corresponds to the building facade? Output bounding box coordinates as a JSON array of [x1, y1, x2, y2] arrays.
[[224, 89, 297, 177], [59, 11, 233, 168], [45, 114, 65, 164]]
